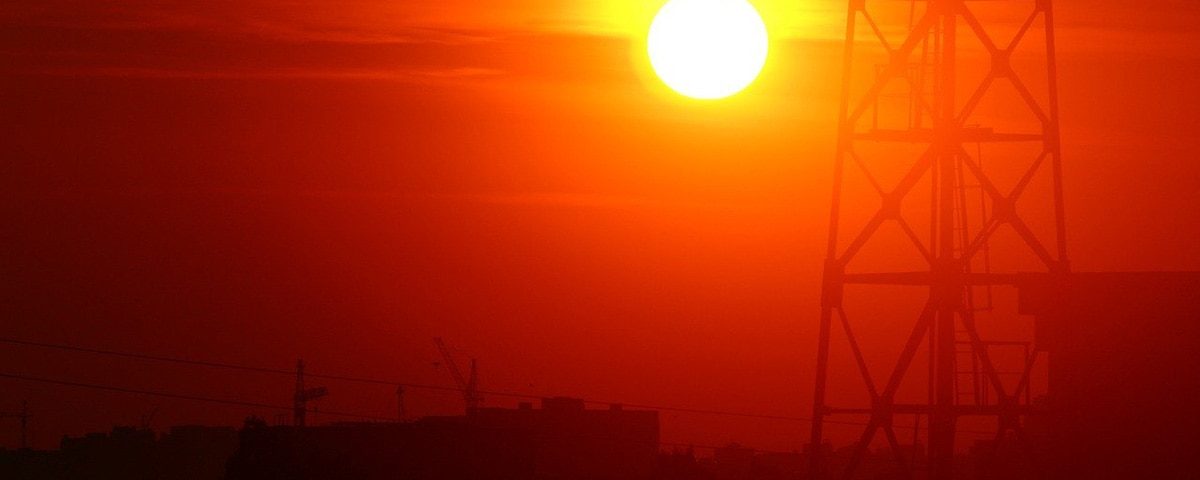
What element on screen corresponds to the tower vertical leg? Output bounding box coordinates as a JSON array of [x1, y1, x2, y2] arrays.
[[931, 307, 958, 480], [1042, 0, 1069, 269], [808, 305, 834, 479], [810, 1, 1063, 478], [931, 4, 959, 478], [809, 0, 857, 467]]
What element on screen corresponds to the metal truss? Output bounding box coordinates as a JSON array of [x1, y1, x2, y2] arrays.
[[808, 1, 1068, 479]]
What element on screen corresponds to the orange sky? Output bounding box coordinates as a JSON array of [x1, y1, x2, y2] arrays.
[[3, 0, 1200, 453]]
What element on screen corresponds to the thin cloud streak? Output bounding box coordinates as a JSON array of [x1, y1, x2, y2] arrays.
[[7, 66, 505, 81], [2, 3, 502, 46], [429, 192, 781, 211], [3, 188, 782, 212]]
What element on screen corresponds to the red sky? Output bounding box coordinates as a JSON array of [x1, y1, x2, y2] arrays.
[[2, 0, 1200, 452]]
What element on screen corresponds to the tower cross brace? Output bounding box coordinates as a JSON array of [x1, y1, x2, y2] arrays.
[[808, 1, 1068, 479]]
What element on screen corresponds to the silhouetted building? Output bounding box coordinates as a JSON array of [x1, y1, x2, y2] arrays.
[[227, 398, 659, 480], [1023, 271, 1200, 479], [712, 443, 755, 480], [157, 426, 238, 480], [449, 397, 660, 480], [0, 448, 64, 480], [710, 444, 805, 480], [60, 426, 157, 480], [656, 449, 713, 480], [653, 446, 809, 480], [226, 417, 536, 480], [30, 425, 239, 480], [0, 399, 660, 480]]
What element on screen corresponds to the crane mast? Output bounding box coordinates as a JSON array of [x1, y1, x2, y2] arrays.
[[434, 337, 481, 414]]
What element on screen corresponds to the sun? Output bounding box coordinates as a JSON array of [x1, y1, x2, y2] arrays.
[[647, 0, 769, 100]]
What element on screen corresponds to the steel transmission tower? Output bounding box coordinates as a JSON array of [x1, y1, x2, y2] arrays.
[[808, 1, 1068, 479]]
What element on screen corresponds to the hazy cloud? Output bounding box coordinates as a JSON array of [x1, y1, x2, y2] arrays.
[[6, 66, 504, 82]]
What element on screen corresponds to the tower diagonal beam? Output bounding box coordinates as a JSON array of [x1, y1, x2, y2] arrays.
[[808, 2, 1070, 479]]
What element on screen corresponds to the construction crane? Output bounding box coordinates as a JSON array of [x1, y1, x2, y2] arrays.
[[292, 359, 327, 427], [433, 337, 481, 414]]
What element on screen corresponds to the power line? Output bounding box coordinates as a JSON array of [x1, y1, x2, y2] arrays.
[[0, 336, 811, 422], [0, 371, 802, 455], [0, 372, 392, 422], [0, 336, 997, 435], [0, 336, 466, 392]]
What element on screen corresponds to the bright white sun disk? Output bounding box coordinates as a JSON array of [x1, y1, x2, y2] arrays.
[[648, 0, 768, 99]]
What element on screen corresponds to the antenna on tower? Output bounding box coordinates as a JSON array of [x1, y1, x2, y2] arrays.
[[293, 359, 328, 427]]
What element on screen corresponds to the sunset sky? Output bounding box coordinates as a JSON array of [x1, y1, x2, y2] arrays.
[[3, 0, 1200, 452]]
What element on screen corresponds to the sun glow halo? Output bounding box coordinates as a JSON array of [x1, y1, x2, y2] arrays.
[[647, 0, 769, 100]]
